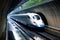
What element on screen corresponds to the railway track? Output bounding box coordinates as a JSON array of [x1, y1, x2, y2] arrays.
[[9, 18, 60, 40]]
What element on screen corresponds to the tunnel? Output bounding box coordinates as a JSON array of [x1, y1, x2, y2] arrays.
[[0, 0, 60, 40]]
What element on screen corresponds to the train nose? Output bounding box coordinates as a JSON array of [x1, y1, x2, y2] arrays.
[[37, 24, 45, 27]]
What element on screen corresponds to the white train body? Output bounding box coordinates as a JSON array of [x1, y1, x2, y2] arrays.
[[11, 13, 45, 28]]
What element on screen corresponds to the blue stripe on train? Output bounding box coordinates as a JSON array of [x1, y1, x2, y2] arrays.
[[28, 24, 45, 28]]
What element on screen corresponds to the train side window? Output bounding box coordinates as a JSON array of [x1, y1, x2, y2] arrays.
[[27, 16, 30, 19]]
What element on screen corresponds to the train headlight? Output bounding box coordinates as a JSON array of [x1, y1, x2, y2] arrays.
[[33, 22, 37, 25]]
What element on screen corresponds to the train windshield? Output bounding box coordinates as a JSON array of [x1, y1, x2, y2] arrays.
[[34, 15, 40, 20]]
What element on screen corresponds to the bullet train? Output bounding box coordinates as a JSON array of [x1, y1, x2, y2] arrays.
[[11, 13, 45, 28]]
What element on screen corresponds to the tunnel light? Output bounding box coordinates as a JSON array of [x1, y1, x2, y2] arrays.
[[33, 36, 43, 40], [36, 37, 43, 40]]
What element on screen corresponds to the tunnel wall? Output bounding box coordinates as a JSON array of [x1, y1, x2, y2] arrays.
[[0, 0, 22, 39], [0, 0, 13, 39], [31, 1, 60, 28]]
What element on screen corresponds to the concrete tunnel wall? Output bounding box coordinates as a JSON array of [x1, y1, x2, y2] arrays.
[[31, 1, 60, 28], [0, 0, 13, 39], [0, 0, 21, 39]]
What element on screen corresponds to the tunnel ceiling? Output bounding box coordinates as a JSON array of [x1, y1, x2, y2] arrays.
[[9, 0, 54, 14]]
